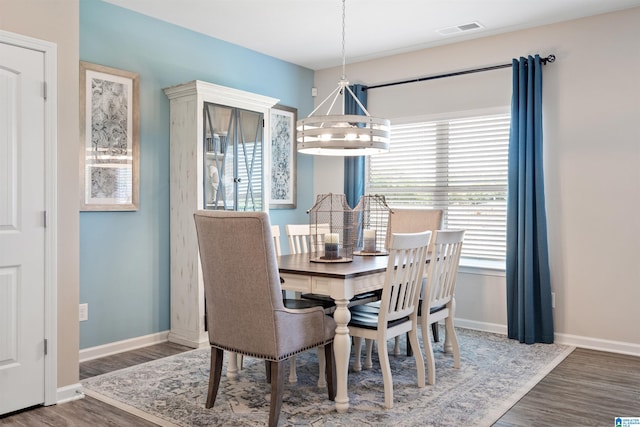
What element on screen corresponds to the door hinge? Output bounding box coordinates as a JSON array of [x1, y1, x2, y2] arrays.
[[263, 118, 265, 128], [43, 82, 47, 100], [44, 339, 48, 356], [43, 211, 47, 228]]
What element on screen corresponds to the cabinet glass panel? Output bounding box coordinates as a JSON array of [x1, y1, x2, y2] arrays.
[[203, 102, 263, 211]]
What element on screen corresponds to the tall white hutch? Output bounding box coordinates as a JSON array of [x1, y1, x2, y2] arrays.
[[164, 80, 278, 347]]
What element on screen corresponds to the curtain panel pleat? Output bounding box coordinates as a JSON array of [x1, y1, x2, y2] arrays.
[[343, 84, 367, 208], [506, 55, 554, 344]]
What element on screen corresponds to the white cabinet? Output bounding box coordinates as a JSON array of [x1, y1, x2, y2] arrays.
[[164, 81, 278, 347]]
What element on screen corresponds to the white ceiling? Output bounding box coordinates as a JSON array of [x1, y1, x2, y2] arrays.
[[104, 0, 640, 70]]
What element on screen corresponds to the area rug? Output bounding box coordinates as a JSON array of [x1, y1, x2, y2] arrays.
[[82, 327, 574, 426]]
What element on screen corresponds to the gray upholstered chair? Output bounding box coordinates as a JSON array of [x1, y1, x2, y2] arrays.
[[193, 210, 336, 427]]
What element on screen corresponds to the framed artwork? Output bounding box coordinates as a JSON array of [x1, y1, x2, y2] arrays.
[[270, 104, 297, 209], [80, 61, 139, 211]]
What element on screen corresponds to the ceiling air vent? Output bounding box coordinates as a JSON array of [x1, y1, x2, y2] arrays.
[[436, 21, 483, 36]]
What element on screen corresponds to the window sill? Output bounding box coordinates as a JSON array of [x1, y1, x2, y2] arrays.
[[459, 258, 505, 277]]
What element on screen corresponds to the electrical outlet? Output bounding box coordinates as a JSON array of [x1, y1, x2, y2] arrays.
[[551, 292, 556, 309], [79, 303, 88, 321]]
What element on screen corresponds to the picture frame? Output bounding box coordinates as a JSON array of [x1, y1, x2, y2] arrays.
[[269, 104, 297, 209], [80, 61, 140, 211]]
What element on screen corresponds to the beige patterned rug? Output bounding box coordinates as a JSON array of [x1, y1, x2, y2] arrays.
[[82, 327, 574, 426]]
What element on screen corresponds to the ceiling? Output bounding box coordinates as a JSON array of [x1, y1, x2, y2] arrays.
[[104, 0, 640, 70]]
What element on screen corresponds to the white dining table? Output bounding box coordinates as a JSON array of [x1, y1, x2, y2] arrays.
[[277, 253, 389, 413]]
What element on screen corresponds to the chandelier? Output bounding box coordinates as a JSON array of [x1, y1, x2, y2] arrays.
[[296, 0, 390, 156]]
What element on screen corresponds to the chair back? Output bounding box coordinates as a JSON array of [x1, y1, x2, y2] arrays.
[[194, 211, 284, 358], [386, 208, 443, 253], [285, 223, 330, 254], [423, 229, 465, 310], [271, 224, 282, 256], [379, 231, 432, 326]]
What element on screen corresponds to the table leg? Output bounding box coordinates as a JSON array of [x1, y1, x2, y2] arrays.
[[332, 298, 351, 413]]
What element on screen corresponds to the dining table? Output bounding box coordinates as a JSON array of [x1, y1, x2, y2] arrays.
[[277, 252, 390, 413]]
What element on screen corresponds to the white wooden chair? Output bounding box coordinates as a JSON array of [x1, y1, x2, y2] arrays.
[[348, 231, 431, 409], [419, 229, 465, 385], [285, 223, 330, 254], [387, 208, 444, 352]]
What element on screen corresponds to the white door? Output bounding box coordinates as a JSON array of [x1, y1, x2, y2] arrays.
[[0, 41, 47, 415]]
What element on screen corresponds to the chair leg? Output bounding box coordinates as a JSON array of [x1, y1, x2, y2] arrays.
[[288, 355, 298, 383], [268, 361, 285, 427], [406, 332, 413, 357], [324, 342, 336, 401], [265, 360, 272, 383], [422, 319, 436, 385], [377, 337, 394, 409], [317, 347, 327, 388], [445, 300, 460, 368], [393, 336, 401, 355], [408, 329, 425, 388], [432, 322, 440, 342], [352, 337, 363, 371], [364, 339, 373, 369], [206, 347, 224, 408]]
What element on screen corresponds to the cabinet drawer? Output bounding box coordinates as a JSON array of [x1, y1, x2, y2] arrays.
[[280, 273, 311, 292]]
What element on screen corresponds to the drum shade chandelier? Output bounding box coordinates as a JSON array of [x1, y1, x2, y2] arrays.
[[296, 0, 390, 156]]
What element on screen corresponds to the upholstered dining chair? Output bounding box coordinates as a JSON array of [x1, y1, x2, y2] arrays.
[[419, 229, 465, 385], [193, 211, 336, 427], [387, 208, 444, 349], [348, 231, 431, 409]]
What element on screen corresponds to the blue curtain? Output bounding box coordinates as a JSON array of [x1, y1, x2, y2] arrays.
[[343, 84, 367, 208], [506, 55, 554, 344]]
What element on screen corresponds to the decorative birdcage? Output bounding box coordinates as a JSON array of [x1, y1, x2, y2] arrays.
[[308, 193, 354, 263], [353, 194, 393, 256]]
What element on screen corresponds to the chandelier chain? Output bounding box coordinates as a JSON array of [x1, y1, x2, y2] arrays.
[[341, 0, 346, 81]]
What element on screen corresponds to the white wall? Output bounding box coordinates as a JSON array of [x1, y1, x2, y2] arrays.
[[314, 8, 640, 354]]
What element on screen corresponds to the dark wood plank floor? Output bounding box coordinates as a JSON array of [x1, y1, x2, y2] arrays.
[[1, 342, 638, 426]]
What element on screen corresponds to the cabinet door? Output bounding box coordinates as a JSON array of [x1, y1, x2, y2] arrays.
[[235, 108, 263, 211], [203, 103, 263, 211]]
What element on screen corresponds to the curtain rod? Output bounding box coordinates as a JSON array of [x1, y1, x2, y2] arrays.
[[365, 54, 556, 90]]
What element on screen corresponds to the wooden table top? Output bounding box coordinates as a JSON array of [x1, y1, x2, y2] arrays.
[[277, 253, 390, 279]]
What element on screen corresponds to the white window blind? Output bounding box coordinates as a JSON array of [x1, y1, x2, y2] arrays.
[[366, 112, 510, 263]]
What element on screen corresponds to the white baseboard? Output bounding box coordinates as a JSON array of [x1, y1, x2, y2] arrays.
[[554, 332, 640, 357], [454, 318, 508, 335], [79, 331, 170, 362], [455, 318, 640, 357], [57, 383, 84, 404]]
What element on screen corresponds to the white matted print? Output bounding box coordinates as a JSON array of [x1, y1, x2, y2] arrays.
[[80, 61, 139, 211], [270, 105, 297, 209]]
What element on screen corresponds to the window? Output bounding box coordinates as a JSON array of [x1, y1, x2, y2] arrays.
[[366, 111, 510, 266]]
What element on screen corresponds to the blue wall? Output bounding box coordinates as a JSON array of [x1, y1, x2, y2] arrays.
[[79, 0, 315, 348]]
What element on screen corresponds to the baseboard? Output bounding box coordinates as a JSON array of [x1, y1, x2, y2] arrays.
[[454, 318, 508, 336], [79, 331, 170, 362], [455, 318, 640, 357], [554, 332, 640, 357], [57, 383, 84, 404]]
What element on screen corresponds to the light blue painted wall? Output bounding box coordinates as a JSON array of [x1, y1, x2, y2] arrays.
[[79, 0, 315, 348]]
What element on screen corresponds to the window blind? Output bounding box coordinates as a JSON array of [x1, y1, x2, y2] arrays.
[[366, 113, 510, 262]]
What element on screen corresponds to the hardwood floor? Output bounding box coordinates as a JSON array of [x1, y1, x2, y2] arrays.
[[494, 347, 640, 426], [1, 342, 638, 426]]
